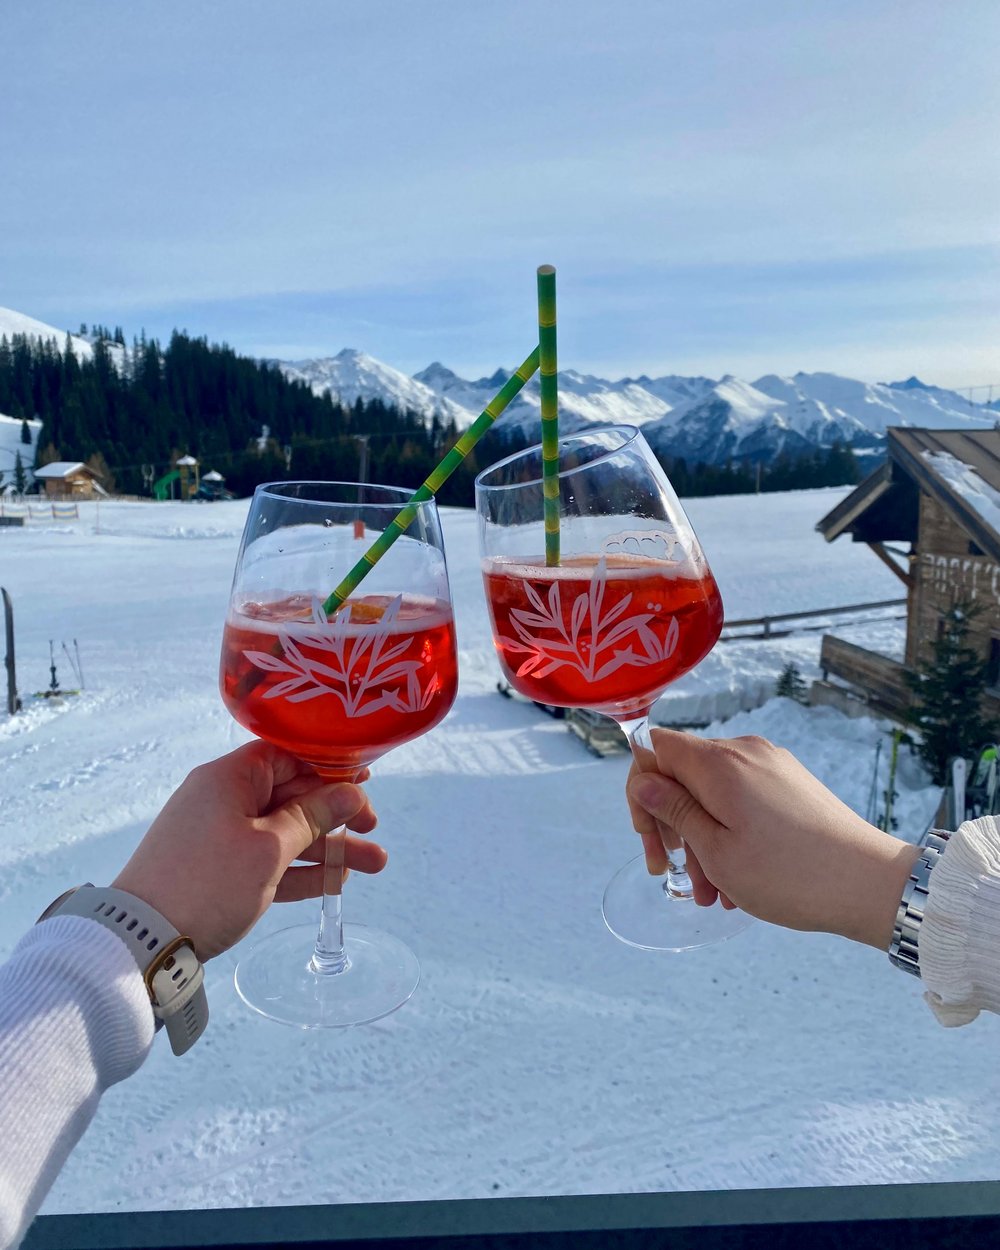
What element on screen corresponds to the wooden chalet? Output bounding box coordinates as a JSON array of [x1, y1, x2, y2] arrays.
[[815, 427, 1000, 722], [33, 461, 103, 499]]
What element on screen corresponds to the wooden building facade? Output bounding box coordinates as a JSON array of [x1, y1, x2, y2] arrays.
[[815, 427, 1000, 722], [33, 461, 102, 499]]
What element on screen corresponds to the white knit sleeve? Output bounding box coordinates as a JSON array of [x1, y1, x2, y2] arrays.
[[0, 915, 155, 1250], [920, 815, 1000, 1027]]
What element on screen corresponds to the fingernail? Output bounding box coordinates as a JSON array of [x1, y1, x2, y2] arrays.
[[645, 852, 667, 876], [631, 774, 668, 810]]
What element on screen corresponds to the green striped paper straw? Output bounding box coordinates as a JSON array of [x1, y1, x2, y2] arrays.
[[537, 264, 560, 566], [323, 345, 541, 615]]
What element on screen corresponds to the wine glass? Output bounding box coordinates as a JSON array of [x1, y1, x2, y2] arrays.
[[475, 426, 752, 952], [219, 481, 458, 1025]]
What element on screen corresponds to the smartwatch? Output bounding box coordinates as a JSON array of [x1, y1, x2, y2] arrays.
[[37, 884, 208, 1055]]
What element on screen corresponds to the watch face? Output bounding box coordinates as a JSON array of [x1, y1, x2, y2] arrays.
[[36, 885, 85, 924]]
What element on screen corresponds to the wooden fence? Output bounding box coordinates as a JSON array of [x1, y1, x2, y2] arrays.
[[0, 496, 81, 521], [0, 496, 27, 519], [721, 597, 907, 641]]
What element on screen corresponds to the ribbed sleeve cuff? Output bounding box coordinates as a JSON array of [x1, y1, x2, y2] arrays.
[[9, 915, 155, 1085], [921, 816, 1000, 1027]]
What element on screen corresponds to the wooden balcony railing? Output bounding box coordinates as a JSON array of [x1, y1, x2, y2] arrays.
[[22, 1182, 1000, 1250], [817, 635, 913, 720]]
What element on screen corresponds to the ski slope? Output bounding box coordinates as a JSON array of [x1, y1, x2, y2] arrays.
[[1, 487, 997, 1220], [0, 413, 41, 489]]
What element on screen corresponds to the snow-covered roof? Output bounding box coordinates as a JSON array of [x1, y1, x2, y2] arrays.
[[176, 455, 198, 466], [818, 428, 1000, 565], [922, 450, 1000, 542], [34, 461, 89, 479], [202, 469, 224, 481]]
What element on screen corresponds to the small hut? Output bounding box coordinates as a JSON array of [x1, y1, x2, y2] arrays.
[[814, 427, 1000, 722], [33, 462, 103, 499]]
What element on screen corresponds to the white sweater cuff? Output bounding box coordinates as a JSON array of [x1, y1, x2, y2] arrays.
[[920, 815, 1000, 1027], [0, 915, 156, 1248], [9, 914, 156, 1084]]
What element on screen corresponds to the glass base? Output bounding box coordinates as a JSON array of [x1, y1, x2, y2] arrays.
[[234, 921, 420, 1028], [603, 853, 754, 952]]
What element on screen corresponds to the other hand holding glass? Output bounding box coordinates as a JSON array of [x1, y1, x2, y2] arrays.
[[475, 426, 752, 951]]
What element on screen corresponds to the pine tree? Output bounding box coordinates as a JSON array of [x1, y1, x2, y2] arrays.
[[13, 452, 26, 494], [20, 417, 31, 445], [775, 661, 808, 703], [906, 601, 1000, 784], [85, 451, 115, 494]]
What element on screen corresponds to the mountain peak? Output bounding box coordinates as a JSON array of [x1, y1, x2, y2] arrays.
[[885, 375, 931, 391], [413, 361, 459, 385]]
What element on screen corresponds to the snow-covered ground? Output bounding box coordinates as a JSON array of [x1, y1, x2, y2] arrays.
[[3, 486, 997, 1219]]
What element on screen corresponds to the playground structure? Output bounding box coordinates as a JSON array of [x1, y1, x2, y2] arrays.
[[153, 468, 181, 500], [154, 455, 199, 500]]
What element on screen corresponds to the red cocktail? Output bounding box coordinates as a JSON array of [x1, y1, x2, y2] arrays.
[[221, 593, 458, 779], [483, 554, 723, 720]]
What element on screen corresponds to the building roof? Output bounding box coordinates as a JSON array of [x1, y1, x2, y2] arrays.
[[33, 461, 90, 479], [202, 469, 224, 481], [817, 428, 1000, 564], [176, 455, 198, 466]]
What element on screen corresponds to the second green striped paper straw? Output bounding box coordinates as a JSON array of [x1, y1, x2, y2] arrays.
[[323, 345, 541, 615], [537, 264, 560, 566]]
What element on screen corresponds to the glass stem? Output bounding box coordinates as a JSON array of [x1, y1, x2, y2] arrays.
[[621, 716, 694, 901], [310, 824, 350, 976]]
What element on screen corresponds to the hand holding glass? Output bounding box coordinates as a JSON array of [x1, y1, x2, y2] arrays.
[[220, 482, 457, 1025], [476, 426, 751, 951]]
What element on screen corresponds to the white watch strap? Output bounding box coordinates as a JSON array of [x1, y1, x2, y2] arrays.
[[45, 885, 208, 1055]]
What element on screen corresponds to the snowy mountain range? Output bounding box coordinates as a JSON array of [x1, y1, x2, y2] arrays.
[[0, 306, 125, 369], [275, 349, 996, 465], [2, 305, 995, 467]]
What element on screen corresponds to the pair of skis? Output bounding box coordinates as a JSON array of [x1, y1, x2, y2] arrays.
[[866, 729, 905, 833], [39, 639, 84, 698], [951, 745, 1000, 827]]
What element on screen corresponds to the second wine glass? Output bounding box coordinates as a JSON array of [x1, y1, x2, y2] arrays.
[[219, 481, 458, 1026], [475, 426, 752, 952]]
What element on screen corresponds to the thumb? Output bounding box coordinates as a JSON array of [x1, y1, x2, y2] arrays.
[[266, 782, 368, 861], [628, 773, 723, 861]]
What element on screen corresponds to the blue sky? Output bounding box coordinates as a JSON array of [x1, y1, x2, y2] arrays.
[[2, 0, 997, 388]]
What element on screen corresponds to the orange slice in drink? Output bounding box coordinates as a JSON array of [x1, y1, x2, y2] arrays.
[[345, 597, 391, 623]]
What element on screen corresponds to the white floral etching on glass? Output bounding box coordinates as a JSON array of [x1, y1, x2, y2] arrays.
[[245, 595, 440, 717], [498, 556, 679, 682], [602, 526, 702, 565]]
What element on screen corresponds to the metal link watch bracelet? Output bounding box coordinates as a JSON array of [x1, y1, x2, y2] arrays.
[[37, 884, 208, 1054], [888, 829, 952, 978]]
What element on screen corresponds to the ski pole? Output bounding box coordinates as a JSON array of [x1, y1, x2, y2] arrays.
[[62, 642, 82, 688]]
